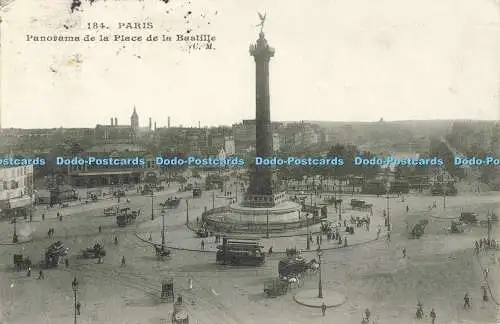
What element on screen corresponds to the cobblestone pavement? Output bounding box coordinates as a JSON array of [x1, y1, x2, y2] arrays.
[[0, 185, 498, 323]]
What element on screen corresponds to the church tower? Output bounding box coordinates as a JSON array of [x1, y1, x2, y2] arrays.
[[131, 106, 139, 131]]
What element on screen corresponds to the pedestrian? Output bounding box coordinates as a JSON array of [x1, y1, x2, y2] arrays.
[[430, 308, 436, 324], [321, 302, 326, 316], [188, 277, 193, 289], [114, 236, 118, 245], [364, 308, 371, 321], [121, 256, 126, 267], [98, 225, 102, 233], [464, 292, 471, 309], [42, 213, 45, 220], [268, 246, 273, 256], [343, 236, 348, 247], [37, 270, 44, 280], [406, 205, 409, 213], [482, 285, 489, 302], [483, 267, 489, 279], [76, 301, 81, 315], [27, 267, 31, 277], [201, 239, 205, 250], [65, 258, 69, 267], [402, 247, 406, 258]]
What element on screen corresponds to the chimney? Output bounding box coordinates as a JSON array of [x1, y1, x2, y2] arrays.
[[149, 117, 152, 130], [115, 117, 118, 126], [154, 122, 157, 131], [167, 116, 171, 128], [110, 118, 113, 126]]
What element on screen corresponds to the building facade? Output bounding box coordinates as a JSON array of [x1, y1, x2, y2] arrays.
[[0, 166, 34, 218]]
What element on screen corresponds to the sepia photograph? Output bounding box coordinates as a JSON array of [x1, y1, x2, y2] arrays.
[[0, 0, 500, 323]]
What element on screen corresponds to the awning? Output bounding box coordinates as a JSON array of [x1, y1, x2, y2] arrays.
[[9, 196, 32, 209]]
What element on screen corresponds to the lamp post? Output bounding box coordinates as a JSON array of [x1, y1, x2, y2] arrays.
[[306, 213, 310, 250], [441, 168, 447, 209], [72, 279, 79, 324], [212, 191, 215, 209], [317, 247, 323, 298], [150, 192, 154, 220], [161, 209, 166, 247], [385, 180, 391, 231], [266, 209, 270, 238], [12, 218, 18, 244], [487, 211, 492, 243], [185, 199, 189, 225]]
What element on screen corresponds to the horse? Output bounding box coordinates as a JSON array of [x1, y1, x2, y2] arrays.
[[287, 276, 300, 289]]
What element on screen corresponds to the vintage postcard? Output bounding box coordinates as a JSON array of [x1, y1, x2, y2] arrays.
[[0, 0, 499, 323]]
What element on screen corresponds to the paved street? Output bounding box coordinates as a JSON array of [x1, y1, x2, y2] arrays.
[[0, 186, 498, 323]]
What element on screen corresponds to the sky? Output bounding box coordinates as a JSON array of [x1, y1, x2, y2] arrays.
[[1, 0, 500, 128]]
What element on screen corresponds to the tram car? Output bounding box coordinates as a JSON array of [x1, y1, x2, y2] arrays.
[[216, 237, 265, 266], [13, 254, 31, 271], [161, 277, 174, 302]]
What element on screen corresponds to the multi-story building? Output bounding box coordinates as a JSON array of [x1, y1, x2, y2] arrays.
[[272, 133, 280, 153], [224, 136, 236, 155], [0, 165, 34, 218], [280, 122, 320, 151], [65, 143, 150, 187]]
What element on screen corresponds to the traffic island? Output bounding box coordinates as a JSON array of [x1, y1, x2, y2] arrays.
[[294, 289, 347, 308]]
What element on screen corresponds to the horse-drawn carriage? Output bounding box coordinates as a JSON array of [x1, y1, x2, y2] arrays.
[[408, 220, 428, 239], [13, 254, 31, 271], [264, 277, 289, 297], [278, 248, 314, 278], [104, 206, 119, 216], [43, 241, 68, 268], [80, 243, 106, 259], [161, 277, 174, 302], [450, 221, 464, 233], [172, 296, 189, 323], [195, 227, 209, 238], [154, 244, 171, 258], [160, 197, 181, 209], [460, 212, 478, 225], [350, 199, 372, 211]]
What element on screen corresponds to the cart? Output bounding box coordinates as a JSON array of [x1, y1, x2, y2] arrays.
[[264, 278, 289, 297]]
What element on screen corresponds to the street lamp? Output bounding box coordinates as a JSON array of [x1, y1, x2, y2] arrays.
[[185, 199, 189, 225], [151, 192, 154, 221], [266, 209, 270, 239], [161, 209, 166, 247], [71, 279, 79, 324], [385, 180, 391, 231], [306, 213, 310, 250], [317, 247, 323, 298], [12, 218, 18, 244]]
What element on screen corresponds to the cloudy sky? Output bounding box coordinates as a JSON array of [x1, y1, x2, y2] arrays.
[[1, 0, 500, 128]]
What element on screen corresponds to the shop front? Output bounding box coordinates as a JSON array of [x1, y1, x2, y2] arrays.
[[2, 196, 32, 219]]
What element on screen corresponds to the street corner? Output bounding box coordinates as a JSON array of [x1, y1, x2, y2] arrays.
[[293, 289, 347, 308]]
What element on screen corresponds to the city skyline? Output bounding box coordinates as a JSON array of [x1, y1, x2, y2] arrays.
[[2, 0, 500, 128]]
